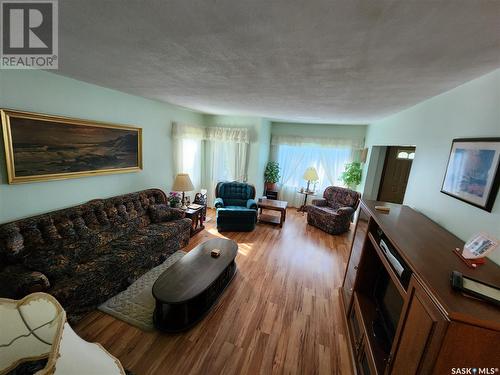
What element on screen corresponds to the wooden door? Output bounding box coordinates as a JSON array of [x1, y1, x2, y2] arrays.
[[378, 147, 415, 204]]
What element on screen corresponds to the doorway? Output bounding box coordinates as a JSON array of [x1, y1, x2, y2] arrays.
[[377, 146, 416, 204]]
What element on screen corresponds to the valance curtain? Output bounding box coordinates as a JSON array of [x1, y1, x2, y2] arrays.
[[172, 123, 250, 206], [205, 126, 249, 143], [172, 122, 206, 140], [271, 134, 363, 148], [272, 135, 361, 207]]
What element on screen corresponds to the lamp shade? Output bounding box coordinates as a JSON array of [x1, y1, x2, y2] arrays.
[[172, 173, 194, 192], [303, 167, 319, 181]]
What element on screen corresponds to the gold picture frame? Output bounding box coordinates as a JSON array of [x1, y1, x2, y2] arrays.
[[1, 109, 142, 184]]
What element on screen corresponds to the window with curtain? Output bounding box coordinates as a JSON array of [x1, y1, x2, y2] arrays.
[[172, 123, 250, 206], [172, 123, 204, 196], [272, 135, 362, 207], [173, 137, 202, 192]]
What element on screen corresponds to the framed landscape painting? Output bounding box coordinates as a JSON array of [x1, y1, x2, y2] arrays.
[[1, 109, 142, 184], [441, 138, 500, 212]]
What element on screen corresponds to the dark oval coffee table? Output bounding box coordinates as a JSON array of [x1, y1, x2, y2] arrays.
[[152, 238, 238, 332]]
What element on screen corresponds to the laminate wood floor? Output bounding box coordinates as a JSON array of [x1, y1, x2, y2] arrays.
[[75, 209, 355, 375]]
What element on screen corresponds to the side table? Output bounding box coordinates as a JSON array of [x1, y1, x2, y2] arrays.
[[184, 206, 204, 236], [258, 198, 288, 228], [297, 190, 316, 213]]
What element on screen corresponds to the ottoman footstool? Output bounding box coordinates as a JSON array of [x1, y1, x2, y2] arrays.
[[216, 207, 257, 232]]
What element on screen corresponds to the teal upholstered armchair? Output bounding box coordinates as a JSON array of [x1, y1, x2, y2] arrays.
[[214, 182, 258, 231]]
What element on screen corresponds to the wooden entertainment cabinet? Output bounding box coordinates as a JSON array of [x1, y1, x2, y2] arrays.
[[341, 200, 500, 374]]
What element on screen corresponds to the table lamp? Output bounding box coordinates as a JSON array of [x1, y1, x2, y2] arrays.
[[172, 173, 194, 209], [303, 167, 319, 192]]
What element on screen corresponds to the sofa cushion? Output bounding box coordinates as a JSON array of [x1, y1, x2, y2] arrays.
[[137, 220, 192, 239], [149, 204, 185, 223], [308, 205, 338, 215]]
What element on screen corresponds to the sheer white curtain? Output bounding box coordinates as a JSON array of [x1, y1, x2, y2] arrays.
[[173, 123, 250, 206], [172, 123, 204, 198], [273, 135, 361, 207], [204, 127, 249, 205]]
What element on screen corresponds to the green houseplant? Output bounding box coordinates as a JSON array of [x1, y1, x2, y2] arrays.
[[340, 162, 362, 190], [264, 161, 280, 191]]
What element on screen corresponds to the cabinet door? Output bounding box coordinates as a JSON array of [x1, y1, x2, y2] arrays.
[[389, 277, 448, 374], [342, 207, 370, 312], [358, 339, 377, 375], [348, 295, 364, 359]]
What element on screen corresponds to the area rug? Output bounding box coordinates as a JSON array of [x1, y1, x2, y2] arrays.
[[98, 250, 185, 331]]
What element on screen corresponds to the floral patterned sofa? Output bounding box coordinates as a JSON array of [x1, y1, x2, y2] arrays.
[[0, 189, 191, 323], [307, 186, 361, 235]]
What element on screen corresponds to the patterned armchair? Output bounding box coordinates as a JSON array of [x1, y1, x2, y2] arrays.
[[307, 186, 361, 235], [214, 182, 258, 232]]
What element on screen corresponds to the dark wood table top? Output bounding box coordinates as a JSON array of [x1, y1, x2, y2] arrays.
[[152, 238, 238, 304], [184, 206, 203, 215], [297, 190, 316, 196], [258, 199, 288, 210]]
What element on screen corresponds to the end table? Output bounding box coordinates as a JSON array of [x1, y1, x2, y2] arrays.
[[184, 206, 204, 236], [297, 190, 316, 213]]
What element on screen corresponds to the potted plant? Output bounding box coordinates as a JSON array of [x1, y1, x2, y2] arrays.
[[340, 162, 362, 190], [264, 161, 280, 191], [168, 191, 182, 208]]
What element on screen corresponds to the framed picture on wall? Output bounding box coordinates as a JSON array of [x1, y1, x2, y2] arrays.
[[1, 109, 142, 184], [441, 138, 500, 212]]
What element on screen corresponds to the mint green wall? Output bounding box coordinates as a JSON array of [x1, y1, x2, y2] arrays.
[[258, 119, 271, 195], [0, 70, 204, 223], [363, 68, 500, 264], [203, 114, 271, 195]]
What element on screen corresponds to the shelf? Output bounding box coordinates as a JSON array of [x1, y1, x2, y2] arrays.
[[355, 291, 390, 374], [368, 232, 407, 297], [259, 213, 281, 225]]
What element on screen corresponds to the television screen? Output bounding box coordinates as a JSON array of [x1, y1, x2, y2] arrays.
[[381, 279, 404, 335], [373, 271, 404, 346]]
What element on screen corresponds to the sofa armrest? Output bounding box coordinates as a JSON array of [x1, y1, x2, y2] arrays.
[[214, 197, 224, 208], [149, 204, 186, 223], [311, 198, 327, 207], [246, 199, 258, 210], [0, 265, 50, 298], [337, 206, 355, 217]]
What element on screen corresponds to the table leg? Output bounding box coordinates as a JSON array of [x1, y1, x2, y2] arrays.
[[298, 194, 308, 213], [280, 210, 284, 228]]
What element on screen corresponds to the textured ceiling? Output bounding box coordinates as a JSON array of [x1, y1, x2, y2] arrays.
[[57, 0, 500, 123]]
